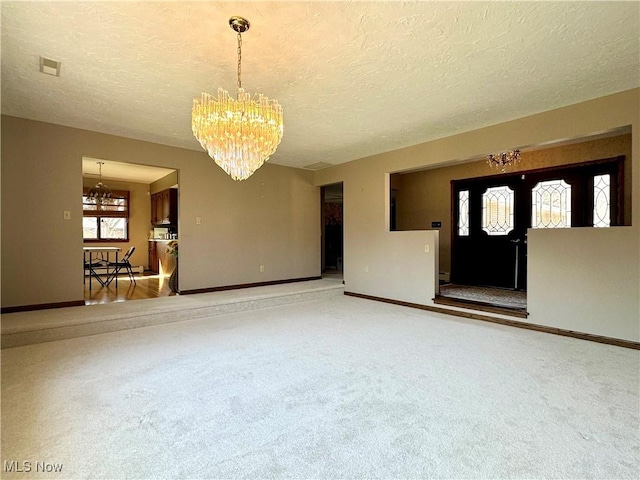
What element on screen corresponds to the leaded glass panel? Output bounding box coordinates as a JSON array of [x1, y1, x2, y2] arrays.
[[482, 186, 514, 236], [458, 190, 469, 236], [593, 174, 611, 228], [531, 179, 571, 228]]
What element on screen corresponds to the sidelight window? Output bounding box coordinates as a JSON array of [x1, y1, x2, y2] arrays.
[[593, 174, 611, 228], [458, 190, 469, 236]]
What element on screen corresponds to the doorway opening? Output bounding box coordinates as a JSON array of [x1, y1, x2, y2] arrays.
[[390, 128, 630, 315], [82, 158, 179, 304], [450, 156, 624, 291], [321, 183, 344, 282], [438, 155, 625, 315]]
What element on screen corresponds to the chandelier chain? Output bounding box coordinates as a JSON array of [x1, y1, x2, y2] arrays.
[[237, 32, 242, 90]]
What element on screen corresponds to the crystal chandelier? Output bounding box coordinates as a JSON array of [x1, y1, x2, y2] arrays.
[[487, 149, 521, 172], [87, 161, 113, 206], [192, 16, 283, 181]]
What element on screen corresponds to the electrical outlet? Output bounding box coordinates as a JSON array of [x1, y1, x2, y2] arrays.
[[260, 265, 265, 272]]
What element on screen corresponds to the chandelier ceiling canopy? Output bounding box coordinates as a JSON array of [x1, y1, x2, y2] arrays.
[[486, 149, 521, 172], [87, 161, 113, 206], [192, 16, 283, 181]]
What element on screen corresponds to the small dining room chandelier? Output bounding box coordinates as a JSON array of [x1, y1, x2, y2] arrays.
[[87, 161, 113, 206], [192, 16, 283, 181], [486, 149, 521, 172]]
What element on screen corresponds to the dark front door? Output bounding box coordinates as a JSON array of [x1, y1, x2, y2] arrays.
[[451, 156, 623, 291], [452, 177, 527, 289]]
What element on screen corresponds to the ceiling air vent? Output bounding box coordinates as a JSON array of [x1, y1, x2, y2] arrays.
[[39, 56, 61, 76], [303, 162, 332, 171]]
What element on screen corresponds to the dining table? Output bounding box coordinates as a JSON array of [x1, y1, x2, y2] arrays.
[[83, 246, 121, 289]]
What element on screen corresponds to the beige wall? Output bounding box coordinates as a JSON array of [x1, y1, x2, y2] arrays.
[[314, 88, 639, 342], [396, 134, 632, 274], [150, 171, 178, 194], [528, 227, 638, 341], [2, 89, 638, 342], [82, 178, 151, 270], [1, 117, 320, 307], [352, 229, 439, 306]]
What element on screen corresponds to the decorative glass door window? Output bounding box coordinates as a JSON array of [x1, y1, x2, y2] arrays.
[[482, 185, 514, 235], [531, 179, 571, 228], [458, 190, 469, 236], [593, 174, 611, 227]]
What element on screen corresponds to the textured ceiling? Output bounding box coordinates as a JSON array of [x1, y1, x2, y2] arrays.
[[83, 158, 176, 184], [2, 2, 639, 170]]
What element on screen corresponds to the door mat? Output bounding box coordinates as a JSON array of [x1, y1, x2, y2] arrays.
[[439, 284, 527, 309]]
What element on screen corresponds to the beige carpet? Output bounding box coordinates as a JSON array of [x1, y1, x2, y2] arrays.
[[1, 279, 345, 347], [1, 294, 638, 479]]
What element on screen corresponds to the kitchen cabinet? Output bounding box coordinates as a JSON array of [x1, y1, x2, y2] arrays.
[[151, 191, 161, 225], [156, 191, 165, 224], [148, 241, 158, 274], [148, 241, 176, 276], [161, 190, 169, 223], [150, 194, 158, 225], [151, 188, 177, 226]]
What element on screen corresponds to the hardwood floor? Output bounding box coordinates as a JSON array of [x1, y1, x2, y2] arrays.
[[84, 272, 174, 305]]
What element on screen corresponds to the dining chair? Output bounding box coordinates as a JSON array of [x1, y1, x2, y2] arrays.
[[84, 259, 106, 290], [105, 246, 136, 285]]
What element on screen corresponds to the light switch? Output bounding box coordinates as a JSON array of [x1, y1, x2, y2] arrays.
[[196, 217, 202, 225], [63, 211, 71, 220], [424, 244, 430, 253]]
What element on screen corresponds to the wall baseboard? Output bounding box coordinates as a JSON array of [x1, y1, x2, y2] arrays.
[[179, 276, 322, 295], [1, 277, 322, 314], [1, 300, 85, 314], [344, 291, 640, 350]]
